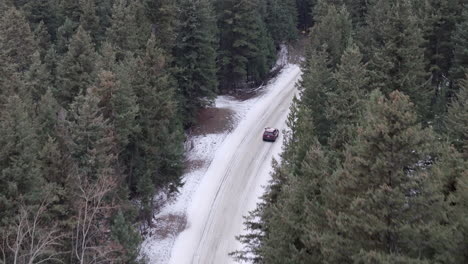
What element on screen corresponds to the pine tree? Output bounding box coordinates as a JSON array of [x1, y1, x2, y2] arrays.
[[173, 0, 218, 124], [217, 0, 275, 89], [309, 4, 353, 67], [66, 87, 116, 182], [449, 7, 468, 90], [55, 17, 75, 54], [95, 0, 113, 41], [0, 6, 38, 72], [92, 70, 139, 152], [423, 0, 464, 88], [33, 21, 52, 59], [426, 142, 468, 263], [322, 90, 442, 262], [296, 0, 316, 31], [0, 64, 24, 104], [249, 17, 276, 82], [445, 74, 468, 157], [0, 95, 44, 223], [447, 163, 468, 263], [362, 0, 432, 121], [106, 0, 141, 59], [59, 0, 81, 26], [36, 88, 61, 140], [56, 26, 98, 106], [293, 111, 316, 174], [259, 142, 331, 264], [265, 0, 299, 45], [43, 45, 59, 88], [143, 0, 178, 51], [298, 48, 334, 145], [111, 210, 142, 263], [38, 135, 73, 220], [79, 0, 100, 44], [25, 51, 52, 102], [130, 34, 183, 222], [22, 0, 61, 40], [343, 0, 369, 26], [327, 43, 369, 152]]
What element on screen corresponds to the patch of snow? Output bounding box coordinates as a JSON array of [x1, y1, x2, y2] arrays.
[[272, 44, 289, 72], [140, 90, 264, 264]]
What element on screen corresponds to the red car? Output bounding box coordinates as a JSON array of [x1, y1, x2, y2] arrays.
[[263, 127, 279, 142]]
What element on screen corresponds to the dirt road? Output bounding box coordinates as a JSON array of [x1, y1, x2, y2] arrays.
[[169, 65, 302, 264]]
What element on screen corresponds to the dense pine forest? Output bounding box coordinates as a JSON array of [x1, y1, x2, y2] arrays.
[[1, 0, 466, 263], [0, 0, 303, 263], [234, 0, 468, 263]]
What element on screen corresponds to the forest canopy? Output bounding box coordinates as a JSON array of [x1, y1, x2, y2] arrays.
[[1, 0, 467, 263]]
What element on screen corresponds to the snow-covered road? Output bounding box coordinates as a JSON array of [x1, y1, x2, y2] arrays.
[[169, 65, 302, 264]]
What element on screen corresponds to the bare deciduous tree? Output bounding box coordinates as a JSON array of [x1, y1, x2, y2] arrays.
[[0, 199, 64, 264], [71, 172, 119, 264]]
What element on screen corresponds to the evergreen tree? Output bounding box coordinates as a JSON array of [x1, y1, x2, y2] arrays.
[[250, 18, 276, 82], [174, 0, 218, 125], [447, 162, 468, 263], [423, 0, 464, 88], [0, 95, 44, 223], [309, 4, 353, 67], [43, 45, 59, 89], [427, 143, 467, 263], [327, 43, 369, 152], [79, 0, 100, 44], [66, 87, 116, 182], [0, 65, 24, 104], [130, 34, 183, 222], [449, 7, 468, 90], [0, 6, 38, 72], [342, 0, 369, 27], [299, 49, 334, 145], [111, 210, 142, 263], [362, 0, 432, 121], [60, 0, 81, 26], [259, 142, 331, 264], [445, 74, 468, 157], [92, 70, 139, 152], [56, 26, 98, 106], [38, 135, 73, 221], [36, 88, 61, 140], [265, 0, 299, 45], [23, 0, 61, 40], [217, 0, 275, 89], [283, 97, 318, 177], [55, 17, 75, 54], [322, 90, 443, 262], [106, 0, 141, 59], [94, 0, 113, 45], [25, 51, 52, 102], [143, 0, 178, 51], [296, 0, 316, 30], [33, 21, 52, 59]]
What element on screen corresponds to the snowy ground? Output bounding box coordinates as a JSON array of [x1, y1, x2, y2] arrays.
[[139, 96, 253, 263], [141, 51, 301, 263]]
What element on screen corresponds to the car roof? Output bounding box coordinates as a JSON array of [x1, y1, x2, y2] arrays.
[[265, 127, 276, 132]]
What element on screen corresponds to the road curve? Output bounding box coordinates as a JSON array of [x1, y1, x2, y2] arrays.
[[169, 65, 302, 264]]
